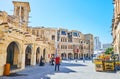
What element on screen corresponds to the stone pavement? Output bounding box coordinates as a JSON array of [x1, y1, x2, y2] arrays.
[[0, 60, 120, 79]]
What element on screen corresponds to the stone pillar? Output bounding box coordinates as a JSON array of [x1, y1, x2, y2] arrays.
[[73, 53, 74, 59], [31, 46, 36, 66], [78, 53, 80, 59], [0, 53, 6, 76], [21, 53, 25, 69], [19, 6, 21, 21], [17, 52, 21, 68], [38, 47, 42, 65], [45, 48, 48, 63], [21, 45, 26, 69], [66, 53, 68, 60], [0, 44, 7, 76]]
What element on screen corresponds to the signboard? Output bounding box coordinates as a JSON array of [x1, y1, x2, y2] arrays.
[[48, 54, 50, 58]]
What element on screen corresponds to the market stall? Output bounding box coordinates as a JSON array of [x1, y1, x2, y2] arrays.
[[94, 54, 120, 72], [94, 59, 104, 71], [104, 61, 114, 71]]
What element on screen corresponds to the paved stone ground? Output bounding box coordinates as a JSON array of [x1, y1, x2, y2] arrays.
[[0, 60, 120, 79]]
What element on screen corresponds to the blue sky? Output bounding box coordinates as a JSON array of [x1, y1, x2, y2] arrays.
[[0, 0, 113, 44]]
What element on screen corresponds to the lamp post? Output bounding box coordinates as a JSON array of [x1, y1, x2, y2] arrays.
[[55, 41, 58, 56], [55, 30, 58, 57]]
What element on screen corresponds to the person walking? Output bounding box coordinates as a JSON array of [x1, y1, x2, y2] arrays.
[[55, 55, 60, 71]]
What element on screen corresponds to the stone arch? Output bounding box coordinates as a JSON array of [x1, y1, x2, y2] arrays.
[[6, 41, 20, 70], [79, 53, 83, 59], [68, 53, 73, 59], [25, 44, 32, 66], [74, 53, 78, 59], [61, 53, 66, 60], [36, 47, 40, 64], [43, 48, 46, 59]]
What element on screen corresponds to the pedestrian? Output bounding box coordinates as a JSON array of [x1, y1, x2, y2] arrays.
[[50, 57, 54, 65], [51, 57, 54, 65], [55, 55, 60, 71], [39, 56, 44, 66]]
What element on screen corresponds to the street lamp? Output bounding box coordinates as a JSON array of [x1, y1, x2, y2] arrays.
[[55, 29, 58, 57]]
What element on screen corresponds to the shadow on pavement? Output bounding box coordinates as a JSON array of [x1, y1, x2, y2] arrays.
[[61, 62, 87, 67], [2, 61, 86, 79], [5, 73, 28, 77], [58, 67, 76, 73]]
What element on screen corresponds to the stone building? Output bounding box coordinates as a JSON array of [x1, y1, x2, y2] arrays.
[[28, 27, 57, 61], [0, 1, 56, 76], [57, 28, 94, 60], [112, 0, 120, 55], [84, 34, 94, 58]]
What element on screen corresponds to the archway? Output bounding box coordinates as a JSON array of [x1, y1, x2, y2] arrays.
[[7, 41, 20, 70], [25, 45, 32, 66], [79, 53, 83, 60], [74, 53, 78, 59], [61, 53, 66, 60], [43, 48, 46, 59], [36, 47, 40, 64], [68, 53, 72, 59]]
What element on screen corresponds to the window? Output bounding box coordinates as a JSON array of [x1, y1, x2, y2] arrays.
[[72, 32, 80, 37], [32, 30, 35, 35], [61, 30, 66, 35], [68, 45, 72, 49], [78, 33, 80, 37], [21, 7, 24, 21], [16, 7, 20, 16], [65, 45, 67, 49], [73, 32, 78, 37], [61, 37, 66, 42], [81, 41, 83, 44], [61, 45, 63, 49], [52, 35, 55, 40], [61, 38, 62, 42], [64, 38, 65, 42], [65, 38, 67, 42], [37, 30, 39, 37]]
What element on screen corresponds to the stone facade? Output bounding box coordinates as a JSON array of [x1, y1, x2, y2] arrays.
[[28, 27, 57, 61], [84, 34, 94, 58], [57, 28, 94, 60], [0, 1, 56, 76], [112, 0, 120, 55]]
